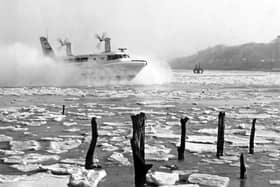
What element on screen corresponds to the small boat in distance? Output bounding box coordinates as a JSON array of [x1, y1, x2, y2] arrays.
[[39, 33, 147, 81], [193, 63, 204, 74]]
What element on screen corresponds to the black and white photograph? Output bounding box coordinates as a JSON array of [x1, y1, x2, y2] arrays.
[[0, 0, 280, 186]]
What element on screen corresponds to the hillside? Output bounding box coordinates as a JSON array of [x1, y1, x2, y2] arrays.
[[170, 37, 280, 70]]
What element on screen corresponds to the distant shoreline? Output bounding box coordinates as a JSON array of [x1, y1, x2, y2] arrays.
[[170, 67, 280, 72]]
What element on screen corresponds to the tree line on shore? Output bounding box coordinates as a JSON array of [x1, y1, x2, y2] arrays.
[[170, 36, 280, 70]]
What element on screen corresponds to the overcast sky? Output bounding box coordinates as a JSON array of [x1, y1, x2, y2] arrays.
[[1, 0, 280, 59]]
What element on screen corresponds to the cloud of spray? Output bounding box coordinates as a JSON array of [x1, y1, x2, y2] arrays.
[[0, 43, 84, 87], [132, 58, 173, 85]]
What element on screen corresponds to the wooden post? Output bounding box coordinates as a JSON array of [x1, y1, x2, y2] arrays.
[[85, 117, 100, 169], [62, 105, 65, 115], [130, 112, 152, 187], [240, 153, 247, 179], [177, 117, 189, 160], [216, 112, 225, 158], [249, 119, 256, 154]]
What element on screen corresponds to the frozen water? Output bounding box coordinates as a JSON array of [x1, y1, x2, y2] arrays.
[[10, 140, 40, 151], [68, 169, 106, 187], [2, 153, 60, 164], [0, 70, 280, 186], [108, 152, 131, 166], [47, 139, 82, 154], [146, 171, 179, 185], [188, 173, 230, 187], [184, 142, 216, 153], [0, 135, 13, 142]]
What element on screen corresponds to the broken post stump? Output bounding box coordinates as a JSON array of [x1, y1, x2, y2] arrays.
[[85, 117, 100, 169], [249, 119, 256, 154], [177, 117, 189, 160], [216, 112, 225, 158], [62, 105, 65, 115], [240, 153, 247, 179], [130, 112, 153, 187]]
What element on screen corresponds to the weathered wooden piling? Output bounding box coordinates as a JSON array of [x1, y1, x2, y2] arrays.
[[85, 117, 100, 169], [62, 105, 65, 115], [177, 117, 189, 160], [216, 112, 225, 158], [249, 119, 256, 154], [130, 112, 152, 187], [240, 153, 247, 179]]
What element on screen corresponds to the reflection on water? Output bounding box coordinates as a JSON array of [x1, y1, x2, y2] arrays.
[[240, 179, 246, 187]]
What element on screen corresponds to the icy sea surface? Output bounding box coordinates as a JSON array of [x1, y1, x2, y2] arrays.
[[0, 70, 280, 187]]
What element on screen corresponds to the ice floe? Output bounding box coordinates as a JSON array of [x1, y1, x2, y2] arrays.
[[65, 97, 80, 101], [103, 122, 128, 126], [60, 158, 91, 166], [59, 135, 85, 139], [40, 163, 79, 175], [47, 139, 82, 154], [11, 163, 42, 172], [0, 172, 69, 186], [23, 120, 47, 126], [40, 137, 64, 141], [146, 125, 179, 139], [201, 158, 230, 165], [110, 136, 126, 142], [100, 143, 119, 152], [0, 125, 28, 131], [50, 114, 66, 122], [145, 144, 175, 161], [248, 130, 280, 140], [269, 180, 280, 185], [97, 130, 113, 136], [1, 153, 60, 164], [220, 155, 239, 161], [268, 152, 280, 158], [229, 162, 249, 168], [146, 171, 179, 185], [260, 169, 275, 173], [0, 134, 13, 142], [197, 128, 217, 135], [0, 87, 87, 96], [188, 173, 230, 187], [228, 112, 274, 119], [109, 106, 141, 110], [63, 121, 78, 126], [68, 169, 107, 187], [108, 152, 131, 166], [184, 142, 216, 153], [0, 174, 26, 183], [10, 140, 40, 151], [63, 128, 81, 132], [0, 149, 24, 155]]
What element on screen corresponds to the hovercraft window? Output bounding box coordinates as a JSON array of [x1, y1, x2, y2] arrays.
[[107, 54, 129, 60], [74, 57, 88, 62]]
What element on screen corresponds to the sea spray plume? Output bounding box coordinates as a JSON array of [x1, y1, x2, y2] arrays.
[[132, 57, 173, 85], [0, 43, 82, 86]]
